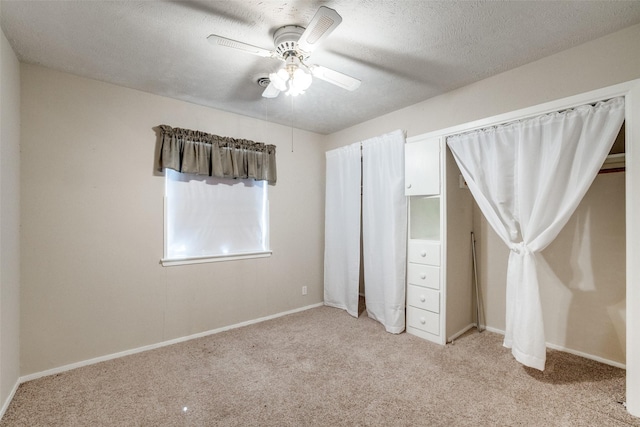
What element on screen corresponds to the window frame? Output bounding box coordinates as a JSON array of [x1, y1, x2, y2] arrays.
[[161, 170, 272, 267]]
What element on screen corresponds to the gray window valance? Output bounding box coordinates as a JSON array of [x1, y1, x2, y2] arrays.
[[157, 125, 277, 185]]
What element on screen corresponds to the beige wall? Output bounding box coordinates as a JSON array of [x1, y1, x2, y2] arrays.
[[326, 23, 640, 364], [542, 172, 626, 361], [0, 26, 21, 408], [20, 64, 325, 375]]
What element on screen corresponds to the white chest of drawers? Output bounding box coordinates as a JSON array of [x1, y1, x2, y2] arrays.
[[405, 134, 473, 344], [406, 239, 442, 340]]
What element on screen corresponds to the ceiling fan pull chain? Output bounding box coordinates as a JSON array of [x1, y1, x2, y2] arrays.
[[291, 95, 295, 153]]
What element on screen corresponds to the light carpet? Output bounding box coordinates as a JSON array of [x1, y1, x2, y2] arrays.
[[2, 305, 638, 426]]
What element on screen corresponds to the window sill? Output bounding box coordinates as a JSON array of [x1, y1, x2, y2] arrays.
[[161, 250, 272, 267]]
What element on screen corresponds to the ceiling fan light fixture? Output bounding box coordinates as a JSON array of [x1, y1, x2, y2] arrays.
[[292, 67, 312, 88], [269, 69, 289, 91], [290, 56, 312, 96], [277, 68, 289, 81], [284, 67, 312, 96], [271, 56, 313, 96]]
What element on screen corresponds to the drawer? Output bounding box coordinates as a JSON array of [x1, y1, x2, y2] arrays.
[[407, 285, 439, 313], [407, 307, 440, 336], [407, 263, 440, 290], [408, 240, 440, 266]]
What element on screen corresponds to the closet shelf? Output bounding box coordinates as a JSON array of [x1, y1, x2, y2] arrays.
[[600, 153, 625, 173]]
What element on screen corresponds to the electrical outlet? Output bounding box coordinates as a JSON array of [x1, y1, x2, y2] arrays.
[[302, 286, 308, 295]]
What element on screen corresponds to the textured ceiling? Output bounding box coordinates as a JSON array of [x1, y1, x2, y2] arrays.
[[2, 1, 640, 134]]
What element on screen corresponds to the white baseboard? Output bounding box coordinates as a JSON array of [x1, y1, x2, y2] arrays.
[[482, 325, 505, 335], [481, 325, 626, 369], [20, 302, 324, 384], [544, 342, 626, 369], [447, 323, 476, 343], [0, 379, 20, 420]]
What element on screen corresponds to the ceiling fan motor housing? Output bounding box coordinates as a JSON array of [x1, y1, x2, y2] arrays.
[[273, 25, 306, 58]]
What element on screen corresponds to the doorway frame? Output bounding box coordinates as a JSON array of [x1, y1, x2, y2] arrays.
[[414, 78, 640, 417]]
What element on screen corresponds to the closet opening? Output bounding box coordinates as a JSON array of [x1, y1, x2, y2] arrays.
[[445, 97, 625, 371], [324, 130, 407, 333], [427, 83, 640, 416], [537, 118, 626, 366]]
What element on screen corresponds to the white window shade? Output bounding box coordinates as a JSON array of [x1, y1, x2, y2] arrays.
[[163, 169, 270, 266]]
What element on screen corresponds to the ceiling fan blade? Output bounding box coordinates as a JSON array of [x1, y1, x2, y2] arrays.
[[262, 81, 281, 98], [207, 34, 273, 58], [310, 65, 361, 91], [297, 6, 342, 53]]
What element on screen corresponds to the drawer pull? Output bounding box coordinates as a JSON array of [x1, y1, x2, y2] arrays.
[[420, 251, 427, 257], [406, 183, 412, 189], [419, 317, 426, 325], [420, 273, 426, 279], [419, 295, 426, 302]]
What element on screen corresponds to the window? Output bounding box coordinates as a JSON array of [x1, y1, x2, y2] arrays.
[[156, 124, 276, 266], [162, 169, 270, 266]]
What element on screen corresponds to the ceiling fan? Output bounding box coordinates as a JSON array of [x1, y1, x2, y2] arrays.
[[207, 6, 361, 98]]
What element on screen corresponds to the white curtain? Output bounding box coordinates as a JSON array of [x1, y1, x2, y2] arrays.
[[324, 129, 407, 333], [362, 130, 408, 333], [447, 97, 625, 370], [324, 144, 361, 317]]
